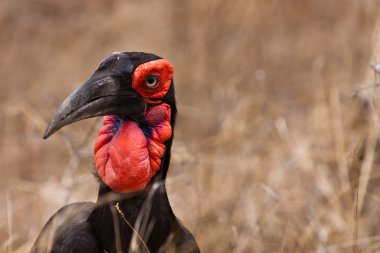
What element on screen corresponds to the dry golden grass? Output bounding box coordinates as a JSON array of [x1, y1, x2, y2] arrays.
[[1, 0, 380, 252]]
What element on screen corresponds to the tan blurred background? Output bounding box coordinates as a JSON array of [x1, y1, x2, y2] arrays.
[[1, 0, 380, 252]]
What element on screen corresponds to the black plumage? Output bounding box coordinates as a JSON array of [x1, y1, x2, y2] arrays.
[[31, 52, 200, 253]]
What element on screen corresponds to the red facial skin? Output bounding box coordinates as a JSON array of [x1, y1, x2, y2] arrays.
[[132, 59, 173, 99], [94, 59, 174, 193]]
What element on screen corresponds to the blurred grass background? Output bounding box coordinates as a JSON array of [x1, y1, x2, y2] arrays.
[[1, 0, 380, 252]]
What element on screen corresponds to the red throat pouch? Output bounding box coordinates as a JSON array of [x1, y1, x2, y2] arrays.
[[94, 104, 172, 193]]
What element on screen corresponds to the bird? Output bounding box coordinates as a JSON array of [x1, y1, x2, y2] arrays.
[[30, 52, 200, 253]]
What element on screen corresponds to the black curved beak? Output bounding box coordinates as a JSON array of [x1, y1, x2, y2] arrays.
[[43, 75, 145, 139]]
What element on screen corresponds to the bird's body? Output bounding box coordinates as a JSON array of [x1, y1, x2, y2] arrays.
[[31, 52, 200, 253], [31, 184, 198, 252]]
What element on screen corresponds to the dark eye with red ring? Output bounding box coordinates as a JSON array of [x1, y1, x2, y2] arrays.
[[145, 75, 160, 88]]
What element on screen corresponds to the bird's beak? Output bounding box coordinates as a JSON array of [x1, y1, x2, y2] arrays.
[[43, 75, 144, 139]]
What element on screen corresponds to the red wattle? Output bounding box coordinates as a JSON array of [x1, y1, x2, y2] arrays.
[[94, 104, 172, 193]]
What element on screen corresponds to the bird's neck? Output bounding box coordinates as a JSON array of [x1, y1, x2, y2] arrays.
[[88, 135, 176, 252], [88, 178, 177, 252]]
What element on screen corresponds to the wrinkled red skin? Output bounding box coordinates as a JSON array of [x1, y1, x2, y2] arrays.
[[94, 104, 172, 193], [132, 59, 173, 99]]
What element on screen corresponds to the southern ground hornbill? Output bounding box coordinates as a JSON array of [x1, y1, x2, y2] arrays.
[[31, 52, 200, 253]]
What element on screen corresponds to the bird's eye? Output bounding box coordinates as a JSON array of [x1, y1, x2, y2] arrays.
[[145, 75, 160, 88]]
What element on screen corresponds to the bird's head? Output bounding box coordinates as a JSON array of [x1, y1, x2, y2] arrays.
[[44, 52, 177, 193]]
